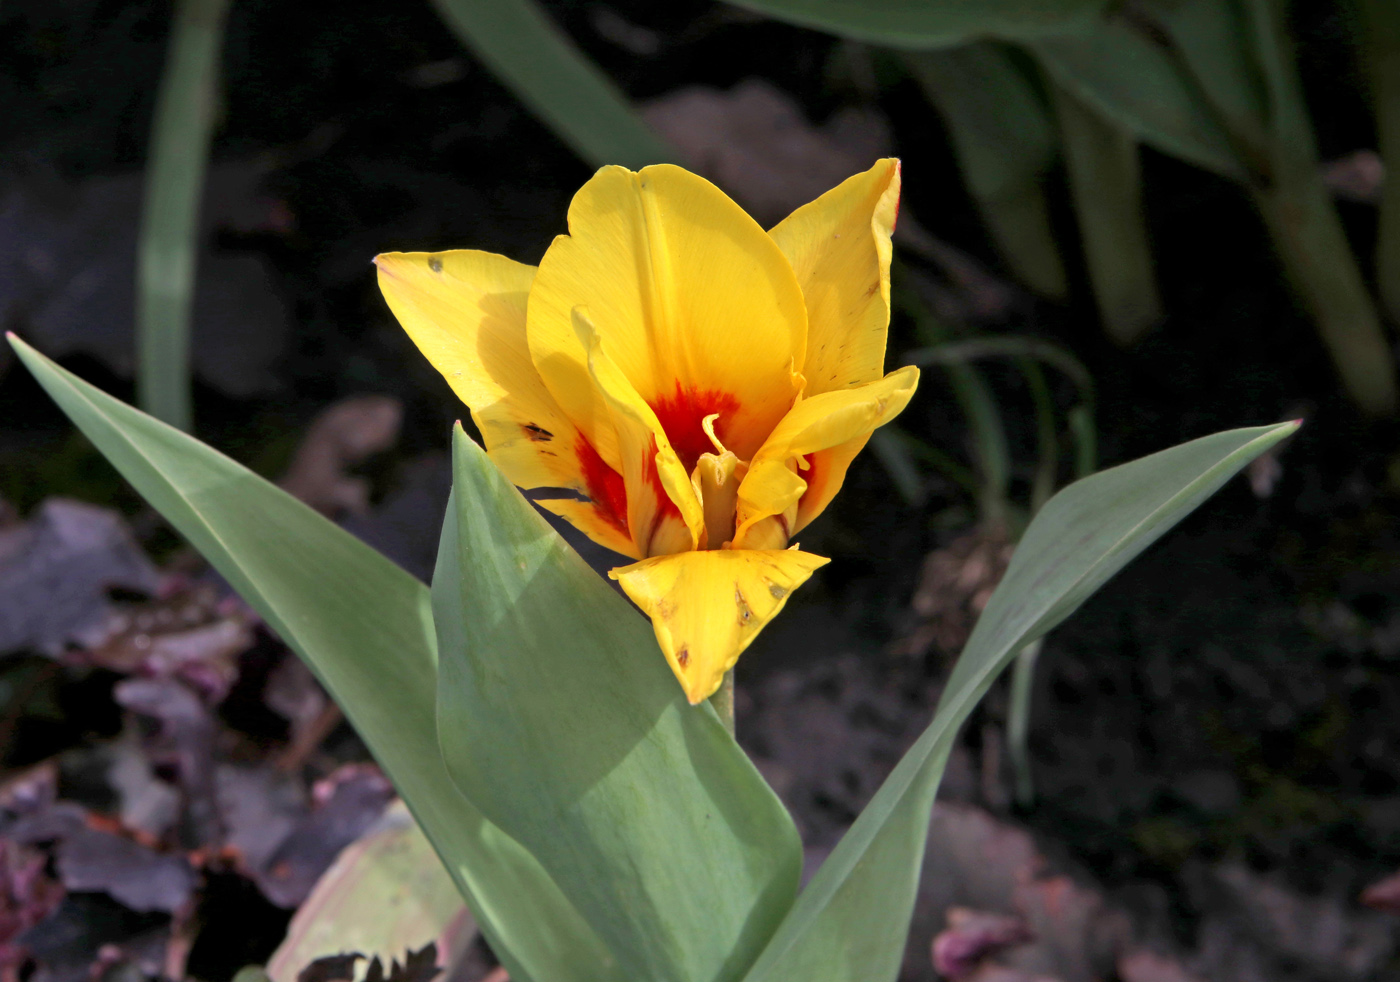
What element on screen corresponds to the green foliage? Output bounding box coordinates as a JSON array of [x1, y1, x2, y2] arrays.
[[137, 0, 230, 431], [904, 44, 1067, 300], [733, 419, 1296, 982], [12, 332, 1295, 981], [724, 0, 1110, 49], [8, 336, 621, 982], [434, 426, 802, 982], [429, 0, 675, 169], [1030, 21, 1244, 179], [1051, 80, 1162, 344]]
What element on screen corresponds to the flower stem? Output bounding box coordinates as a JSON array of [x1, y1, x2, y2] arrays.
[[710, 669, 735, 737]]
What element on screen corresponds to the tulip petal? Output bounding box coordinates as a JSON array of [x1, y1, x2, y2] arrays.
[[528, 165, 808, 469], [610, 548, 830, 704], [575, 307, 704, 556], [769, 158, 901, 396], [734, 366, 920, 547], [375, 250, 637, 558]]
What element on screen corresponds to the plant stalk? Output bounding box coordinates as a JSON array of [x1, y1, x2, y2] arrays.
[[1244, 0, 1397, 415], [1052, 81, 1163, 346], [710, 669, 735, 737], [136, 0, 231, 432], [1007, 638, 1043, 807]]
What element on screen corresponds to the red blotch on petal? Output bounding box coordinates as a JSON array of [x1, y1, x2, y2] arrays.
[[649, 384, 740, 471], [576, 435, 629, 538]]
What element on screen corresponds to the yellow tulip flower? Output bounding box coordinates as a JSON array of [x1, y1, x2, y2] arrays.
[[375, 159, 919, 704]]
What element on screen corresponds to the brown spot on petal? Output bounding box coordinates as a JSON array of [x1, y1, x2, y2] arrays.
[[428, 256, 443, 273], [735, 587, 752, 625], [521, 422, 554, 442], [677, 646, 690, 668], [768, 581, 788, 600]]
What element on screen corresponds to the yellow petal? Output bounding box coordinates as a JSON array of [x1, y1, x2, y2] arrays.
[[769, 159, 901, 396], [536, 497, 637, 560], [576, 307, 704, 556], [734, 366, 920, 547], [375, 250, 637, 558], [527, 164, 808, 469], [690, 450, 745, 549], [610, 548, 830, 704]]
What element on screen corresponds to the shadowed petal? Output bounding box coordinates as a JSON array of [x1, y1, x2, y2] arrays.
[[376, 250, 637, 558], [610, 548, 830, 703]]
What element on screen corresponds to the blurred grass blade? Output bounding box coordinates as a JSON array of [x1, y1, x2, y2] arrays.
[[8, 336, 624, 982], [907, 311, 1012, 527], [1243, 0, 1398, 414], [868, 429, 928, 507], [1019, 359, 1058, 513], [739, 419, 1298, 982], [1006, 638, 1043, 806], [267, 802, 475, 982], [435, 427, 802, 982], [136, 0, 230, 431], [905, 44, 1066, 299], [1052, 82, 1163, 345], [903, 336, 1095, 410], [1067, 405, 1097, 479], [429, 0, 674, 168], [1031, 21, 1245, 179], [725, 0, 1110, 48], [1359, 0, 1400, 326]]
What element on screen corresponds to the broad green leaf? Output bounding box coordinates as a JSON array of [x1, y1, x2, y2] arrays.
[[905, 44, 1067, 299], [434, 427, 802, 982], [726, 0, 1110, 49], [740, 420, 1299, 982], [1051, 82, 1162, 345], [8, 336, 623, 982], [267, 802, 475, 982], [429, 0, 674, 169], [1144, 0, 1270, 159], [137, 0, 230, 430], [1031, 20, 1246, 179]]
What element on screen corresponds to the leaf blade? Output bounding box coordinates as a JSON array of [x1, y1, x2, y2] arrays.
[[741, 420, 1299, 982], [435, 426, 804, 982], [8, 335, 623, 982], [725, 0, 1111, 48], [430, 0, 674, 169]]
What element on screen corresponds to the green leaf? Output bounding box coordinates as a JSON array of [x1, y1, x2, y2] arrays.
[[267, 802, 475, 982], [739, 420, 1299, 982], [1142, 0, 1270, 160], [429, 0, 675, 169], [137, 0, 231, 430], [7, 335, 623, 982], [726, 0, 1110, 49], [904, 44, 1068, 299], [1030, 20, 1246, 179], [1239, 0, 1398, 415], [434, 426, 803, 982], [1051, 81, 1163, 345]]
